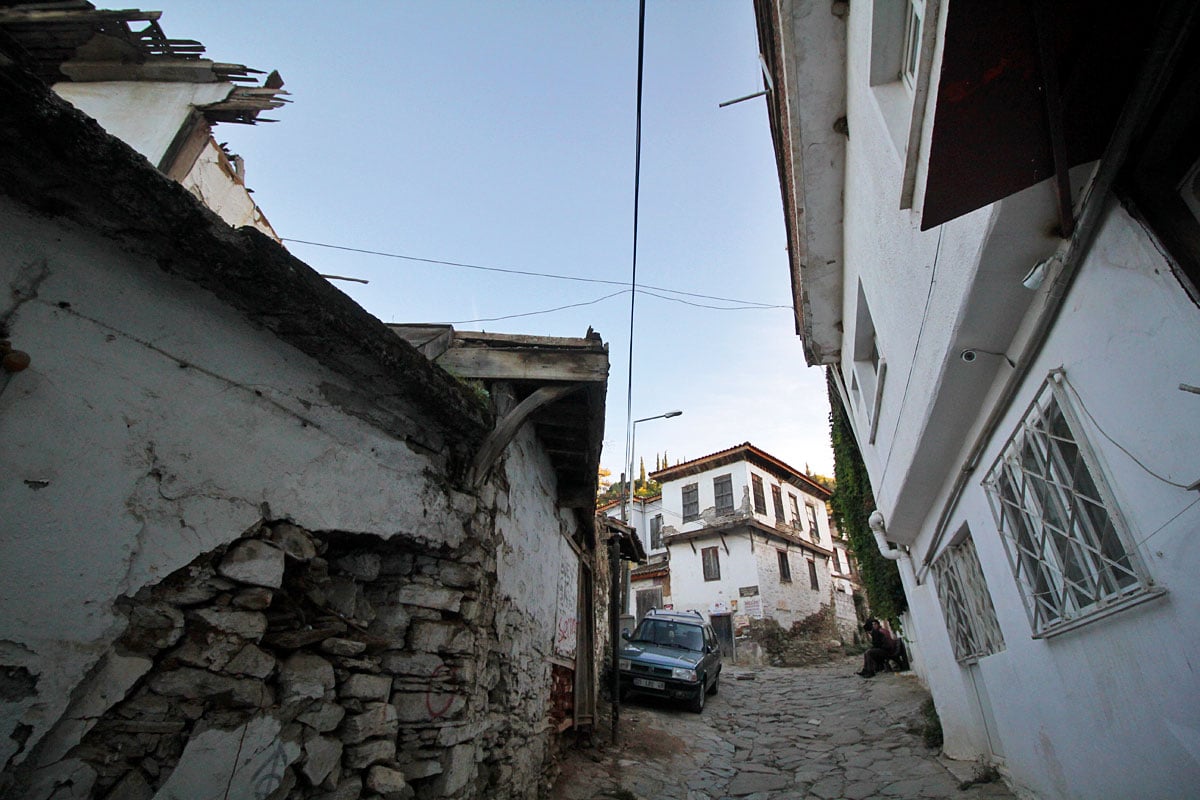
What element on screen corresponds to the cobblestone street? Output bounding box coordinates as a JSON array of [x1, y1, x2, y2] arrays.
[[551, 657, 1016, 800]]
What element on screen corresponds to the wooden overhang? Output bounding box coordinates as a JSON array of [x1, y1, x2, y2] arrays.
[[598, 516, 646, 564], [663, 518, 834, 559], [390, 325, 609, 511], [0, 1, 288, 123], [650, 442, 831, 501], [921, 0, 1166, 231]]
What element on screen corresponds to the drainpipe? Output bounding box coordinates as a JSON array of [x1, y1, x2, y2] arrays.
[[869, 511, 904, 561]]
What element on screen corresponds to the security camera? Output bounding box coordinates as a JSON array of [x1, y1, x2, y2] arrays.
[[960, 349, 978, 363]]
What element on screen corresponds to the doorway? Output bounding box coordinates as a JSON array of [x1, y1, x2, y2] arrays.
[[710, 613, 735, 659]]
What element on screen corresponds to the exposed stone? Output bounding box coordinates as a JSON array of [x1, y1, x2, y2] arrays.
[[280, 653, 335, 702], [434, 743, 476, 796], [149, 564, 225, 606], [217, 539, 285, 588], [123, 602, 185, 651], [192, 608, 268, 640], [155, 715, 300, 800], [170, 632, 243, 671], [301, 736, 343, 786], [380, 651, 441, 677], [339, 702, 399, 744], [340, 673, 392, 701], [344, 738, 396, 769], [395, 584, 462, 613], [232, 586, 275, 610], [265, 624, 346, 650], [728, 770, 790, 796], [369, 604, 410, 639], [296, 701, 346, 733], [25, 759, 97, 800], [334, 552, 381, 582], [35, 652, 153, 764], [264, 767, 298, 800], [401, 759, 443, 779], [326, 576, 361, 618], [366, 765, 412, 798], [321, 637, 367, 656], [313, 774, 363, 800], [269, 522, 318, 561], [104, 768, 153, 800], [392, 690, 464, 723], [148, 667, 273, 708], [436, 563, 477, 588], [224, 644, 277, 679], [408, 621, 473, 655]]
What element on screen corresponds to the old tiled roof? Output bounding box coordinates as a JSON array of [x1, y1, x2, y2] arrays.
[[650, 442, 831, 499]]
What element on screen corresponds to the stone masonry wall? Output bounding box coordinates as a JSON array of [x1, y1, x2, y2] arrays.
[[3, 518, 558, 800]]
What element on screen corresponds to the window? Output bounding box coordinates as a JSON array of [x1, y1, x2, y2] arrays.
[[777, 550, 792, 582], [649, 514, 663, 550], [852, 283, 887, 443], [805, 504, 821, 544], [832, 548, 842, 574], [807, 559, 819, 591], [932, 529, 1005, 663], [713, 474, 734, 514], [900, 0, 924, 91], [702, 546, 721, 581], [682, 483, 699, 521], [789, 494, 801, 528], [771, 485, 785, 522], [751, 475, 767, 515], [983, 374, 1152, 636]]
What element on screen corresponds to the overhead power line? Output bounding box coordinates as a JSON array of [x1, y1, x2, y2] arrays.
[[282, 236, 781, 308]]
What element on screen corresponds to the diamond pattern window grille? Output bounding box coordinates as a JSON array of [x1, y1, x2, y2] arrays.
[[932, 532, 1005, 663], [983, 374, 1148, 635]]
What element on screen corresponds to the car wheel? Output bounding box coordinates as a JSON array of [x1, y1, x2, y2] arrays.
[[707, 671, 719, 696], [689, 679, 706, 713]]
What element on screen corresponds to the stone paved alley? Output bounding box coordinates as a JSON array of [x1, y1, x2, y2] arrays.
[[550, 657, 1016, 800]]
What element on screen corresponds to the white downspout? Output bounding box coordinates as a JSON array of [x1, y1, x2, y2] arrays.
[[869, 510, 904, 561]]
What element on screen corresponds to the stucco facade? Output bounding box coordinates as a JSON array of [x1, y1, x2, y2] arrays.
[[758, 1, 1200, 797]]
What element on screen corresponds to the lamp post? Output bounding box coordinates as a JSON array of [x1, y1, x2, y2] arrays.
[[622, 410, 683, 523]]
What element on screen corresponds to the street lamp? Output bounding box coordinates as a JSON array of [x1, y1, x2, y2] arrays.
[[623, 410, 683, 523]]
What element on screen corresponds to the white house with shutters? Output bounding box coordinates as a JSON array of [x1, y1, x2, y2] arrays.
[[646, 444, 859, 642], [756, 0, 1200, 797], [599, 494, 668, 620]]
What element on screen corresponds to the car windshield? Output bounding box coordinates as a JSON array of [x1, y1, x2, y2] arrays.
[[630, 619, 704, 651]]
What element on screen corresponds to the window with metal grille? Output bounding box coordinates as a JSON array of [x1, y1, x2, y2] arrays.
[[771, 485, 785, 522], [751, 475, 767, 514], [649, 514, 663, 550], [806, 504, 821, 543], [807, 558, 819, 591], [682, 483, 699, 521], [713, 474, 734, 514], [932, 530, 1005, 663], [983, 373, 1152, 636], [777, 550, 792, 582], [702, 546, 720, 581]]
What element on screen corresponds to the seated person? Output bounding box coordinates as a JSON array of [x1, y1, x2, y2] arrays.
[[857, 618, 907, 677]]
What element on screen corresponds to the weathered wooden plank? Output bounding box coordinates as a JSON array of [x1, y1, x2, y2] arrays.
[[437, 347, 607, 383], [452, 330, 601, 349]]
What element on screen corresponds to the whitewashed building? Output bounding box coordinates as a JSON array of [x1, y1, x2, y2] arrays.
[[599, 494, 667, 621], [649, 444, 857, 648], [0, 6, 618, 798], [757, 1, 1200, 797]]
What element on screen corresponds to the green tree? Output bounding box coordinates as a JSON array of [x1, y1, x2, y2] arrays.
[[827, 368, 908, 623]]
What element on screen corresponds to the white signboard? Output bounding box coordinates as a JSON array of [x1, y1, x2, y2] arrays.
[[554, 545, 578, 659], [742, 595, 764, 619]]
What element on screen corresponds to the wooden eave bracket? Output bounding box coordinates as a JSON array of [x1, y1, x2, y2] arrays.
[[467, 383, 582, 488]]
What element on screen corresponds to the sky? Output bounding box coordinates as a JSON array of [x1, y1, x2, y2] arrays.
[[149, 1, 834, 478]]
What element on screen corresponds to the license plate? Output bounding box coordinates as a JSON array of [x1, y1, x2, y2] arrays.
[[633, 677, 665, 690]]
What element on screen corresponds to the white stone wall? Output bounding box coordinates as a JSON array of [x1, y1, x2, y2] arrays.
[[665, 535, 759, 621], [0, 197, 583, 798], [753, 538, 829, 628]]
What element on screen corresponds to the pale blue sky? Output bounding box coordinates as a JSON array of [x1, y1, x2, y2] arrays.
[[151, 1, 833, 477]]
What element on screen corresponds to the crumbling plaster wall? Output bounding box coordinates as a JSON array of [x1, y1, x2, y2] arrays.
[[0, 194, 576, 798], [51, 81, 231, 166]]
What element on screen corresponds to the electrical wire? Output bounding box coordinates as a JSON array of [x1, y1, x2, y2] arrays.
[[443, 290, 628, 324], [283, 237, 779, 308], [622, 0, 648, 521]]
